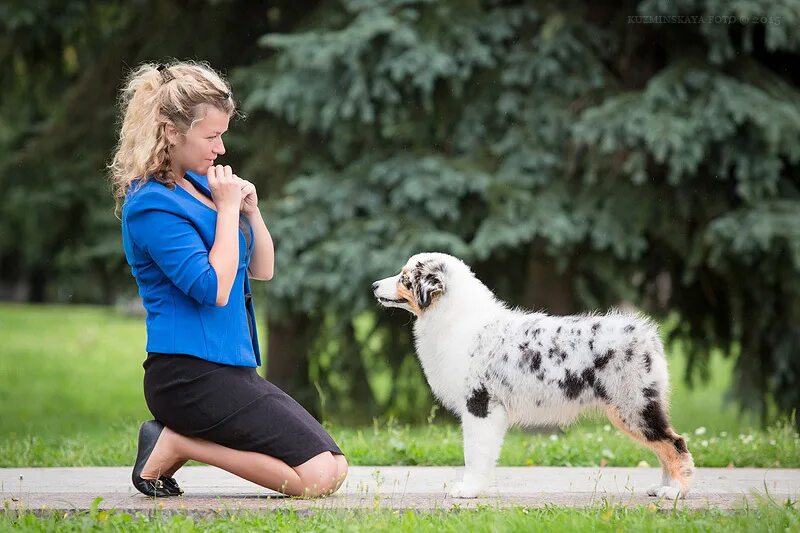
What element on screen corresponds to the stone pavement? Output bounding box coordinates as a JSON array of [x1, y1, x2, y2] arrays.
[[2, 466, 799, 515]]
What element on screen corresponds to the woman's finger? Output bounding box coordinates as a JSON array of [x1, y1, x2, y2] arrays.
[[224, 165, 233, 180]]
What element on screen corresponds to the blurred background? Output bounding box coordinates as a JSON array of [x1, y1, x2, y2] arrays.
[[1, 0, 799, 439]]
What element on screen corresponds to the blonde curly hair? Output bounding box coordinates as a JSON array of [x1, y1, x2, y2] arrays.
[[109, 60, 236, 216]]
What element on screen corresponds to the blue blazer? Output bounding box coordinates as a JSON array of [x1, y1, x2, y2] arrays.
[[122, 170, 261, 367]]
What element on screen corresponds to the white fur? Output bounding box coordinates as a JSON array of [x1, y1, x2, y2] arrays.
[[374, 252, 694, 499]]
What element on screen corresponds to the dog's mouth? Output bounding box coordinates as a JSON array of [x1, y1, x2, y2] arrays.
[[378, 296, 407, 304]]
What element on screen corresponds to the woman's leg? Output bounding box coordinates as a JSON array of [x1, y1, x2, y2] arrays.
[[162, 459, 186, 478], [293, 451, 346, 496], [333, 453, 349, 491], [140, 427, 345, 497]]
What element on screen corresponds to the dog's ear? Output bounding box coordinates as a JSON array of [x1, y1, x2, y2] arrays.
[[413, 261, 446, 310]]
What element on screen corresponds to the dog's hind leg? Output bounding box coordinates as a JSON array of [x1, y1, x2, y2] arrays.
[[450, 405, 508, 498], [606, 404, 694, 499]]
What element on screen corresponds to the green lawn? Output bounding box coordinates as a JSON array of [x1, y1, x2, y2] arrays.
[[4, 502, 799, 532], [0, 303, 797, 468]]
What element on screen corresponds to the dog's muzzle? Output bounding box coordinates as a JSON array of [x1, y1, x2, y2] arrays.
[[377, 296, 406, 304], [372, 280, 407, 305]]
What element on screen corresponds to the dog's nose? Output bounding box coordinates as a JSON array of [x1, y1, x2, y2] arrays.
[[371, 282, 379, 291]]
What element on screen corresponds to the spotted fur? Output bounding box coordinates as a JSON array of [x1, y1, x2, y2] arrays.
[[373, 252, 694, 499]]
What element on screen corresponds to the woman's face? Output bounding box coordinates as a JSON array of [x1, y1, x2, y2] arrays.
[[169, 105, 230, 176]]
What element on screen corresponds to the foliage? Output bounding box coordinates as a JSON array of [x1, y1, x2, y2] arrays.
[[236, 0, 800, 422], [1, 0, 799, 423], [0, 0, 295, 302], [5, 504, 800, 532], [8, 304, 799, 470]]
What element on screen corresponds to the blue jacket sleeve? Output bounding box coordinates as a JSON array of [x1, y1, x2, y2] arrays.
[[125, 194, 219, 306]]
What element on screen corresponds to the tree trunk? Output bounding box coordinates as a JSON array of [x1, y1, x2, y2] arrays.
[[523, 242, 577, 315], [265, 313, 317, 414], [27, 267, 47, 303]]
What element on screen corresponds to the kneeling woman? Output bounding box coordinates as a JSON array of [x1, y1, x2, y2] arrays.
[[111, 61, 346, 498]]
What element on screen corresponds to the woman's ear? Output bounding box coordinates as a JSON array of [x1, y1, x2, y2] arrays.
[[164, 123, 181, 147]]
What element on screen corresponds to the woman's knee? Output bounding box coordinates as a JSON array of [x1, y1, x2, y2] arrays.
[[334, 453, 348, 482], [292, 452, 340, 497]]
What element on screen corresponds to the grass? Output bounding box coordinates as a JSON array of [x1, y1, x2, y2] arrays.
[[1, 303, 798, 469], [2, 417, 797, 469], [3, 501, 799, 532], [334, 418, 799, 468], [1, 303, 799, 529]]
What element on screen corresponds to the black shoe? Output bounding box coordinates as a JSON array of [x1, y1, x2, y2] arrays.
[[159, 475, 184, 495], [132, 420, 176, 497]]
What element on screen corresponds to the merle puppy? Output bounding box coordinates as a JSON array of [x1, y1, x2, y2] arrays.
[[373, 252, 694, 499]]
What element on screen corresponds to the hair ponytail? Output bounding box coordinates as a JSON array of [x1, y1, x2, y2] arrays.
[[109, 61, 235, 217]]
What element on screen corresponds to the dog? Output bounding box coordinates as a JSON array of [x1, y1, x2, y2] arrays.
[[372, 252, 694, 499]]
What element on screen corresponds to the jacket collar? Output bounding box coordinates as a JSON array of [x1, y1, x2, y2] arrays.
[[184, 170, 213, 199]]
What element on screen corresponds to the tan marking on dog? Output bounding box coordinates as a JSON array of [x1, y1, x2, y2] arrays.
[[396, 281, 421, 315], [606, 406, 694, 496], [650, 439, 695, 495]]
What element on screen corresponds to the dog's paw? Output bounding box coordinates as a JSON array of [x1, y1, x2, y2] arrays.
[[647, 485, 682, 500], [448, 481, 483, 499]]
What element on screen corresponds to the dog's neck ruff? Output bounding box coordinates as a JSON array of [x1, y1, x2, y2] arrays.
[[410, 270, 511, 413], [418, 271, 505, 327]]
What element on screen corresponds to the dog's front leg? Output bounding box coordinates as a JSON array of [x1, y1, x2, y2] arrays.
[[450, 407, 508, 498]]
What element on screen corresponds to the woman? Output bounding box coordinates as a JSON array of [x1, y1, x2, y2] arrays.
[[110, 61, 347, 498]]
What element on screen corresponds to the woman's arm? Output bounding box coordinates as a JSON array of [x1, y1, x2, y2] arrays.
[[243, 208, 274, 281], [237, 177, 274, 281], [208, 165, 244, 306], [208, 205, 241, 305]]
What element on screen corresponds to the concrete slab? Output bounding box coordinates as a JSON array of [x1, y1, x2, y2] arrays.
[[2, 466, 798, 514]]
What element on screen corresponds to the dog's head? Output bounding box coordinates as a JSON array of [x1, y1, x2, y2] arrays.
[[372, 253, 457, 316]]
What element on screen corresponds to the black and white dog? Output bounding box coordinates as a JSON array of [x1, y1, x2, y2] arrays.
[[373, 252, 694, 499]]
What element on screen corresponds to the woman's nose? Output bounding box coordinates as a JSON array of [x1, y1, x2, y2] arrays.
[[214, 139, 226, 155]]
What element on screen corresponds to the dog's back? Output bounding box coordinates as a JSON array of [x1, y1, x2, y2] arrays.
[[461, 311, 666, 427]]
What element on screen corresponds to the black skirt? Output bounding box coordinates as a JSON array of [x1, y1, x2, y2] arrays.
[[143, 353, 343, 467]]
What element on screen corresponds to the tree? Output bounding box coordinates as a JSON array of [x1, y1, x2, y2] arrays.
[[0, 0, 299, 302], [236, 0, 800, 423], [2, 0, 799, 425]]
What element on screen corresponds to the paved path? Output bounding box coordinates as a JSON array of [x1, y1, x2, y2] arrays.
[[2, 466, 798, 514]]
